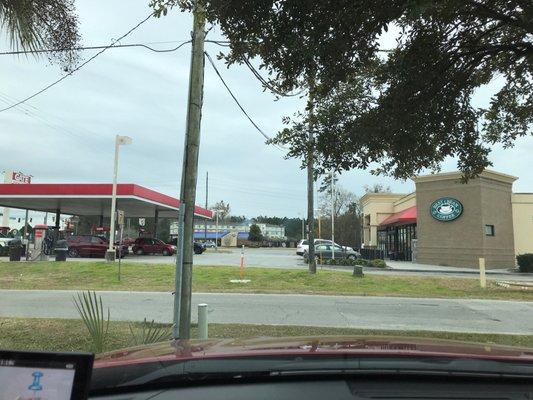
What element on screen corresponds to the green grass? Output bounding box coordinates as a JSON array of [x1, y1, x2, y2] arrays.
[[2, 317, 533, 353], [1, 261, 532, 300]]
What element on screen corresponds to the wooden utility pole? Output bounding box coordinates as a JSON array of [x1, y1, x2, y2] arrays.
[[204, 171, 208, 241], [177, 0, 206, 339], [307, 76, 316, 274]]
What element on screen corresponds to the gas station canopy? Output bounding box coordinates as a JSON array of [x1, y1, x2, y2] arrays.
[[0, 183, 212, 219]]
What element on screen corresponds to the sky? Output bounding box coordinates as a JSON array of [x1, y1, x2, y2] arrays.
[[1, 1, 532, 219]]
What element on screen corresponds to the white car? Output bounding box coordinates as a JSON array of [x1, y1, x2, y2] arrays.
[[297, 239, 355, 256]]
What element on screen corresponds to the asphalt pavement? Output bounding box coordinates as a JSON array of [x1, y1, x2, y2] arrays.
[[59, 247, 533, 281], [1, 289, 531, 335]]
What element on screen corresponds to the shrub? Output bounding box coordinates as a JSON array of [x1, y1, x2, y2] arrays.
[[517, 254, 533, 273], [320, 258, 368, 267], [369, 259, 387, 268]]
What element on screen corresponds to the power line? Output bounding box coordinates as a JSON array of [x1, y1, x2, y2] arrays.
[[0, 40, 195, 56], [242, 58, 305, 98], [0, 12, 157, 113], [204, 51, 286, 151]]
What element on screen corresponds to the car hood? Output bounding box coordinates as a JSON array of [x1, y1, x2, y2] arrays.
[[94, 335, 533, 368]]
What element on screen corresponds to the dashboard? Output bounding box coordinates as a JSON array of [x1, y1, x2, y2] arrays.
[[91, 376, 533, 400]]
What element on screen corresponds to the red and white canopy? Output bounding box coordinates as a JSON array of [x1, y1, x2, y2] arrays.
[[0, 183, 212, 219]]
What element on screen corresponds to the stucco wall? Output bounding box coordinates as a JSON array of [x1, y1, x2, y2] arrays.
[[512, 193, 533, 256], [416, 176, 515, 268]]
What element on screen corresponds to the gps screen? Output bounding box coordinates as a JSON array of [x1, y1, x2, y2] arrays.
[[0, 358, 76, 400]]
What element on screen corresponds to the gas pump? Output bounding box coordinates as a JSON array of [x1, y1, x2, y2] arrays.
[[29, 224, 49, 261]]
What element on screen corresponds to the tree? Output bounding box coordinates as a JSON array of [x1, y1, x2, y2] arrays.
[[228, 215, 246, 223], [318, 185, 359, 218], [1, 0, 81, 70], [364, 183, 391, 193], [248, 224, 263, 242], [154, 0, 532, 180], [211, 200, 230, 220]]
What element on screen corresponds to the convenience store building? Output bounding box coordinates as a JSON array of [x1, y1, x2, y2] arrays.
[[361, 170, 533, 268]]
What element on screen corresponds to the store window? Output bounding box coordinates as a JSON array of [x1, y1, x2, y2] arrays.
[[484, 224, 495, 236]]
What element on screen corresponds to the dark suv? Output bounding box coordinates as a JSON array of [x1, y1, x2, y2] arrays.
[[167, 238, 206, 255], [66, 235, 128, 258], [132, 238, 176, 256]]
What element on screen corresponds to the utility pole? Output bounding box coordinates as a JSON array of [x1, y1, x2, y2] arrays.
[[177, 0, 206, 339], [306, 76, 316, 274], [331, 170, 336, 260], [204, 171, 208, 241]]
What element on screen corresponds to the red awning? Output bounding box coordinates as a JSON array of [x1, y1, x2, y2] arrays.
[[379, 206, 417, 226]]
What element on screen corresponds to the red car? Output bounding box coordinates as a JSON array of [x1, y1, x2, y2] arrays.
[[66, 235, 128, 258], [91, 336, 533, 397], [132, 237, 175, 256]]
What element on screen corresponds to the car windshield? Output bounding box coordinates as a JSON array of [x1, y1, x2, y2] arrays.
[[1, 0, 532, 396]]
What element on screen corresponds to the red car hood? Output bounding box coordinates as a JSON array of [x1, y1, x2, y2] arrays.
[[95, 335, 533, 368]]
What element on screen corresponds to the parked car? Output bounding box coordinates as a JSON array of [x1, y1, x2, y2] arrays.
[[297, 238, 355, 256], [303, 243, 359, 262], [204, 240, 216, 248], [167, 238, 206, 255], [132, 238, 176, 256], [114, 237, 136, 247], [65, 235, 128, 258]]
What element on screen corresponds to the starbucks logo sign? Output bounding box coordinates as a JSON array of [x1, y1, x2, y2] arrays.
[[430, 197, 463, 221]]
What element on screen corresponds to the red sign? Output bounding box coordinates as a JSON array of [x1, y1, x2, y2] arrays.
[[12, 172, 31, 184], [35, 230, 43, 238]]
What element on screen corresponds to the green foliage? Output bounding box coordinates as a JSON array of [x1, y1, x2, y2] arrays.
[[228, 215, 246, 223], [369, 259, 387, 268], [170, 0, 532, 179], [517, 254, 533, 273], [320, 258, 387, 268], [0, 0, 81, 70], [128, 318, 171, 345], [248, 224, 263, 242], [72, 291, 110, 353]]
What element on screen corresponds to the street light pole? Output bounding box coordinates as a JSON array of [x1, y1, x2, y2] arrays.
[[106, 134, 132, 262]]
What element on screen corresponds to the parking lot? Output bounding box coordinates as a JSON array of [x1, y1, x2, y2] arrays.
[[63, 246, 308, 269]]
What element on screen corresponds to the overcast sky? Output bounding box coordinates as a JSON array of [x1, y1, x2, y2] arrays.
[[1, 1, 532, 218]]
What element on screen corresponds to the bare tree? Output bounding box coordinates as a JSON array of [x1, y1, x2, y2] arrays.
[[318, 185, 359, 218], [210, 200, 231, 220], [364, 183, 391, 193]]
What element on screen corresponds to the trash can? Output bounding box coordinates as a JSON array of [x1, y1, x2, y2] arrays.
[[8, 239, 23, 262], [54, 239, 69, 262]]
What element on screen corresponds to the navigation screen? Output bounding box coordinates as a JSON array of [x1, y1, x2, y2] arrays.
[[0, 358, 76, 400]]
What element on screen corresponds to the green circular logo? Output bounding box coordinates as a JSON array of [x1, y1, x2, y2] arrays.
[[430, 197, 463, 221]]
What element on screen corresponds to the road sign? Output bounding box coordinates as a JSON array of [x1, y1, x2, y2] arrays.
[[117, 210, 125, 226], [139, 218, 145, 227]]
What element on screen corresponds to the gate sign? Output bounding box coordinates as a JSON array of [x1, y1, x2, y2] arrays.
[[430, 197, 463, 221], [12, 171, 31, 184]]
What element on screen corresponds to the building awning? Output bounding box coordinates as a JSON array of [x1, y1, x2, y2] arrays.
[[193, 230, 229, 239], [0, 183, 213, 219], [379, 206, 417, 227]]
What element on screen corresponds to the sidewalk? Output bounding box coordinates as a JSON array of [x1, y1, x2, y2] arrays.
[[386, 260, 514, 275]]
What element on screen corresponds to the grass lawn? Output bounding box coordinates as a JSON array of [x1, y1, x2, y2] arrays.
[[0, 261, 532, 301], [2, 317, 533, 353]]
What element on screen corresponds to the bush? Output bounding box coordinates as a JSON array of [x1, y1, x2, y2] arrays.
[[517, 254, 533, 273], [369, 259, 387, 268], [320, 258, 366, 267]]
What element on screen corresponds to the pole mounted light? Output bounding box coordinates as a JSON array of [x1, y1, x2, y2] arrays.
[[106, 134, 132, 262]]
